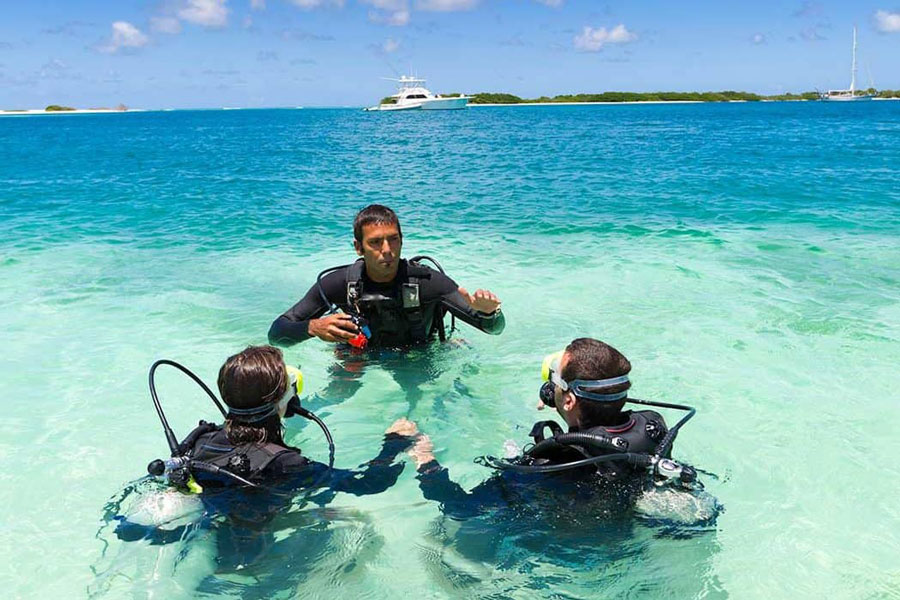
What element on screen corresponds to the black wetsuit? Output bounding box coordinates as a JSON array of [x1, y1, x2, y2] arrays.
[[268, 259, 505, 348], [114, 424, 415, 546], [184, 424, 413, 498], [416, 410, 670, 521]]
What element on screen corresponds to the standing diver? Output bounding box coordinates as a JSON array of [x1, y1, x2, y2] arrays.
[[268, 204, 505, 349], [406, 338, 706, 522]]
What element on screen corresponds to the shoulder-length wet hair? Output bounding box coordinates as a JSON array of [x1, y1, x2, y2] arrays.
[[218, 345, 287, 446]]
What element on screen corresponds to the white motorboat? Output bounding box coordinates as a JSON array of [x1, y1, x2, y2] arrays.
[[820, 26, 874, 101], [365, 76, 468, 111]]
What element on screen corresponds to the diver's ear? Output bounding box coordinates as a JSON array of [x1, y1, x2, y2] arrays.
[[353, 238, 363, 256], [561, 391, 578, 413]]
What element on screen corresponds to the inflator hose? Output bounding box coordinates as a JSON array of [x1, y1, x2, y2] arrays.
[[149, 359, 227, 455], [482, 452, 651, 475]]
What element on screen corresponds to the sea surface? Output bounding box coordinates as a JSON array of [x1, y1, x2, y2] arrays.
[[1, 102, 899, 599]]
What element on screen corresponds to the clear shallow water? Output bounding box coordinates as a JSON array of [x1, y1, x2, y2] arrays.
[[2, 103, 899, 598]]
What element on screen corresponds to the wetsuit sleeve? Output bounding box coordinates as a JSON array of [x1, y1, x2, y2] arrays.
[[429, 271, 506, 336], [328, 433, 416, 495], [415, 460, 484, 519], [268, 269, 346, 346]]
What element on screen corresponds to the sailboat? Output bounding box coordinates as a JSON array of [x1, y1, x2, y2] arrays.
[[820, 26, 874, 101]]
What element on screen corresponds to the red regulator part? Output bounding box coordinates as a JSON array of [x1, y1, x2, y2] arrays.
[[348, 333, 368, 350]]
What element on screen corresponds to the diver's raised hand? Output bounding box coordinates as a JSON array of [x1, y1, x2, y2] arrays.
[[458, 287, 501, 314], [308, 313, 358, 342]]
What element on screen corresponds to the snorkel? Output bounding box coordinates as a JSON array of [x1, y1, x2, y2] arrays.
[[147, 359, 335, 490], [481, 350, 699, 489]]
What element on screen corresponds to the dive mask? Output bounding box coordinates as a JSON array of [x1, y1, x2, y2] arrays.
[[226, 366, 304, 422], [539, 350, 630, 407]]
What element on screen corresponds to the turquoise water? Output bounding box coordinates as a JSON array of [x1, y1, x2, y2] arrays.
[[2, 103, 899, 598]]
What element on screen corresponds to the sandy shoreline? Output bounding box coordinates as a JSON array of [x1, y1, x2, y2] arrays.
[[471, 98, 899, 107], [470, 100, 705, 107], [2, 98, 897, 115], [0, 108, 145, 116]]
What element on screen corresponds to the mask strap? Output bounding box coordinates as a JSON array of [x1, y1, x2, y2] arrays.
[[226, 402, 279, 423], [569, 375, 630, 403]]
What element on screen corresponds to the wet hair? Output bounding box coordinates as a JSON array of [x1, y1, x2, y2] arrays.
[[561, 338, 632, 424], [218, 345, 287, 446], [353, 204, 402, 242]]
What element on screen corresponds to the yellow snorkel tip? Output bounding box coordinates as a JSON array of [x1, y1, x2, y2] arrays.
[[286, 365, 303, 396], [541, 350, 564, 382]]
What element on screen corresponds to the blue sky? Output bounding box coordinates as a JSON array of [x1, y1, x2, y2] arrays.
[[1, 1, 898, 108]]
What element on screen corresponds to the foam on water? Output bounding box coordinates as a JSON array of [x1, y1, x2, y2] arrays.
[[2, 103, 899, 598]]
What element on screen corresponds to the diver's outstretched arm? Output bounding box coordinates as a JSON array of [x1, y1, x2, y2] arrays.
[[410, 435, 487, 519], [328, 432, 416, 496]]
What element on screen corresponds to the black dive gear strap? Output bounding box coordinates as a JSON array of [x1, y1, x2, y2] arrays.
[[146, 359, 335, 490], [314, 254, 455, 344], [479, 397, 698, 489]]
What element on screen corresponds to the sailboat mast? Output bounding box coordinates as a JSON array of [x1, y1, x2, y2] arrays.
[[850, 26, 857, 94]]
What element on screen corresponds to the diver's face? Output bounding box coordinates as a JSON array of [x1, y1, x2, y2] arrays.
[[554, 351, 580, 428], [355, 222, 402, 283]]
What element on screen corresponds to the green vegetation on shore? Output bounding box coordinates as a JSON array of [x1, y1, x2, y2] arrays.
[[465, 89, 900, 104], [45, 105, 76, 111]]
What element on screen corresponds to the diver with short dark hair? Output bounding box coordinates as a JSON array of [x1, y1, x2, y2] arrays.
[[406, 338, 704, 522], [268, 204, 505, 349]]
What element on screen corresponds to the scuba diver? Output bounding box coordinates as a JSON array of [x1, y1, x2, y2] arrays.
[[101, 345, 420, 596], [117, 345, 419, 542], [268, 204, 505, 350], [406, 338, 711, 523]]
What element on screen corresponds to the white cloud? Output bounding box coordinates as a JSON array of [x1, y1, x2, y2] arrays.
[[178, 0, 229, 27], [752, 32, 766, 44], [383, 37, 400, 52], [287, 0, 345, 8], [99, 21, 149, 54], [364, 0, 406, 9], [415, 0, 478, 12], [875, 10, 900, 32], [151, 16, 182, 34], [251, 0, 266, 8], [369, 9, 410, 25], [363, 0, 410, 25], [573, 24, 636, 52]]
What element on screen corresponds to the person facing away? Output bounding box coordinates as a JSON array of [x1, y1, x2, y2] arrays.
[[407, 338, 673, 520], [172, 345, 418, 494], [268, 204, 505, 349]]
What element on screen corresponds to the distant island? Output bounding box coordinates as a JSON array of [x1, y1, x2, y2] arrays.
[[382, 89, 900, 105], [1, 104, 132, 115]]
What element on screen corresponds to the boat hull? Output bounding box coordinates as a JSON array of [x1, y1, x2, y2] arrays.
[[820, 95, 874, 102], [365, 97, 469, 111], [421, 97, 468, 110]]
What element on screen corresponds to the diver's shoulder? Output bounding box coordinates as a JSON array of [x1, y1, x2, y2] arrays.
[[406, 261, 457, 291], [633, 408, 666, 422]]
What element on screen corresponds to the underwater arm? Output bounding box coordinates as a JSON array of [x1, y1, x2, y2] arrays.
[[410, 435, 488, 519], [328, 433, 417, 496]]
